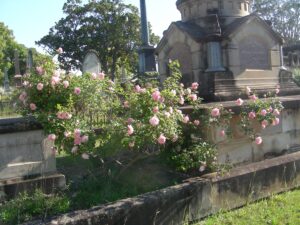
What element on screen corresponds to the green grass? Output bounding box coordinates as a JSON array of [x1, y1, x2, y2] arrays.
[[196, 189, 300, 225]]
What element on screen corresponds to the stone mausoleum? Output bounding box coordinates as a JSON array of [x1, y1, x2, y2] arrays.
[[157, 0, 300, 100]]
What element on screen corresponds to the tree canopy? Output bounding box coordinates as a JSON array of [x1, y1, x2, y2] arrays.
[[37, 0, 160, 79], [252, 0, 300, 45]]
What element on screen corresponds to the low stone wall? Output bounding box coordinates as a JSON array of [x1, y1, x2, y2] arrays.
[[25, 151, 300, 225], [0, 117, 65, 200]]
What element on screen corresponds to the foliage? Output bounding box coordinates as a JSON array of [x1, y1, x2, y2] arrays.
[[37, 0, 160, 79], [252, 0, 300, 44], [0, 190, 69, 225], [292, 68, 300, 84], [197, 188, 300, 225]]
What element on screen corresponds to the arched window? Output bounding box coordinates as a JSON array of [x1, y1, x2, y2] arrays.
[[239, 37, 270, 70]]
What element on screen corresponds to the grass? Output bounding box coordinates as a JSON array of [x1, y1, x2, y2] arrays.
[[196, 188, 300, 225]]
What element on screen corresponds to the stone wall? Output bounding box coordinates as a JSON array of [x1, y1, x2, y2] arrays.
[[25, 151, 300, 225]]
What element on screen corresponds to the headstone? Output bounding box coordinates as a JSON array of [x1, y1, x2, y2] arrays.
[[3, 67, 10, 92], [26, 49, 33, 71], [82, 50, 101, 74]]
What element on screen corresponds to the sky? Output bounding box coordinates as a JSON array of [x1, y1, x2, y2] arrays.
[[0, 0, 181, 52]]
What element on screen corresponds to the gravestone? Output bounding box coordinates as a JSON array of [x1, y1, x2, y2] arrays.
[[3, 67, 10, 92], [26, 49, 33, 71], [82, 50, 101, 74]]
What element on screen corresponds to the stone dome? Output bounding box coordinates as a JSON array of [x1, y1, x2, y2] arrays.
[[176, 0, 252, 23]]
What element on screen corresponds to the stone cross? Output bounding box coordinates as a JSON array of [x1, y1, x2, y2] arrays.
[[82, 50, 101, 74], [14, 50, 21, 75]]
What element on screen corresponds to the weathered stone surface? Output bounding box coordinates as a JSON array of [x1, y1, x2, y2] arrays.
[[25, 152, 300, 225]]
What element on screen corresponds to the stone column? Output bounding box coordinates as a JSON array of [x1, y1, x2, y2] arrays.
[[26, 49, 33, 71], [205, 42, 225, 72]]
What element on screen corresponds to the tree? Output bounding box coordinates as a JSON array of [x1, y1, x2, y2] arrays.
[[37, 0, 160, 80], [252, 0, 300, 45]]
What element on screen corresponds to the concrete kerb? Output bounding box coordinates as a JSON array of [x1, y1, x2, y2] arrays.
[[25, 151, 300, 225]]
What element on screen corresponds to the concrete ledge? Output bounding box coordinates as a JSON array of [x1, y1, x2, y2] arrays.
[[0, 173, 66, 200], [24, 151, 300, 225], [0, 116, 42, 134]]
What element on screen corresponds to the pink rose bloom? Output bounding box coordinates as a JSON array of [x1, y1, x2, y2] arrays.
[[260, 109, 267, 116], [36, 66, 44, 75], [135, 85, 141, 93], [152, 90, 161, 101], [56, 47, 63, 54], [179, 96, 185, 105], [37, 83, 44, 91], [191, 82, 199, 90], [74, 136, 81, 145], [193, 120, 200, 126], [199, 162, 207, 172], [123, 101, 129, 108], [273, 109, 280, 116], [127, 118, 134, 124], [164, 112, 171, 118], [63, 80, 69, 88], [81, 135, 89, 143], [189, 94, 197, 101], [64, 131, 71, 137], [127, 125, 134, 136], [30, 103, 37, 111], [235, 98, 244, 106], [74, 87, 81, 95], [91, 73, 97, 79], [81, 153, 90, 160], [268, 106, 273, 113], [169, 107, 173, 114], [220, 130, 226, 137], [48, 134, 56, 141], [246, 86, 251, 95], [248, 111, 256, 119], [64, 112, 72, 120], [180, 83, 184, 88], [71, 146, 78, 154], [129, 142, 135, 148], [74, 129, 81, 138], [272, 118, 280, 126], [149, 116, 160, 126], [275, 88, 280, 94], [19, 92, 27, 101], [57, 112, 63, 119], [53, 70, 60, 77], [261, 120, 269, 129], [255, 136, 263, 145], [98, 72, 105, 80], [153, 106, 159, 113], [182, 115, 189, 123], [157, 134, 166, 145], [211, 108, 220, 117], [51, 76, 60, 86], [249, 95, 258, 101]]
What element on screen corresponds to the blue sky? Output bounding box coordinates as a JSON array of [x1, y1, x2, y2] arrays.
[[0, 0, 181, 52]]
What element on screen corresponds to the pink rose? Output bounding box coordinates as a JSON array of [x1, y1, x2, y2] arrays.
[[123, 101, 129, 108], [64, 131, 71, 137], [153, 106, 159, 113], [57, 112, 63, 119], [30, 103, 37, 111], [74, 136, 81, 145], [260, 109, 267, 116], [169, 107, 173, 114], [199, 162, 207, 172], [211, 108, 220, 117], [246, 86, 251, 95], [91, 73, 97, 79], [74, 129, 81, 137], [189, 94, 197, 101], [275, 88, 280, 94], [193, 120, 200, 126], [19, 92, 27, 101], [127, 125, 134, 136], [272, 118, 280, 126], [273, 109, 280, 116], [261, 120, 268, 129], [127, 118, 134, 124], [63, 80, 69, 88], [152, 90, 161, 101], [255, 137, 263, 145], [235, 98, 244, 106], [74, 87, 81, 95], [48, 134, 56, 141], [98, 72, 105, 80], [53, 70, 60, 77], [71, 146, 78, 154], [248, 111, 256, 119], [249, 95, 258, 101], [135, 85, 141, 93], [36, 66, 44, 75], [51, 76, 60, 86], [157, 134, 166, 145], [81, 153, 90, 160], [149, 116, 159, 126], [56, 47, 63, 54], [179, 96, 184, 105], [81, 135, 89, 143], [37, 83, 44, 91], [191, 82, 199, 90], [182, 115, 189, 124], [268, 106, 273, 113], [164, 112, 171, 118], [220, 130, 226, 137], [180, 83, 184, 88]]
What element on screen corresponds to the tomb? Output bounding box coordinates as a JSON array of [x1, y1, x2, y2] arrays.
[[157, 0, 300, 100]]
